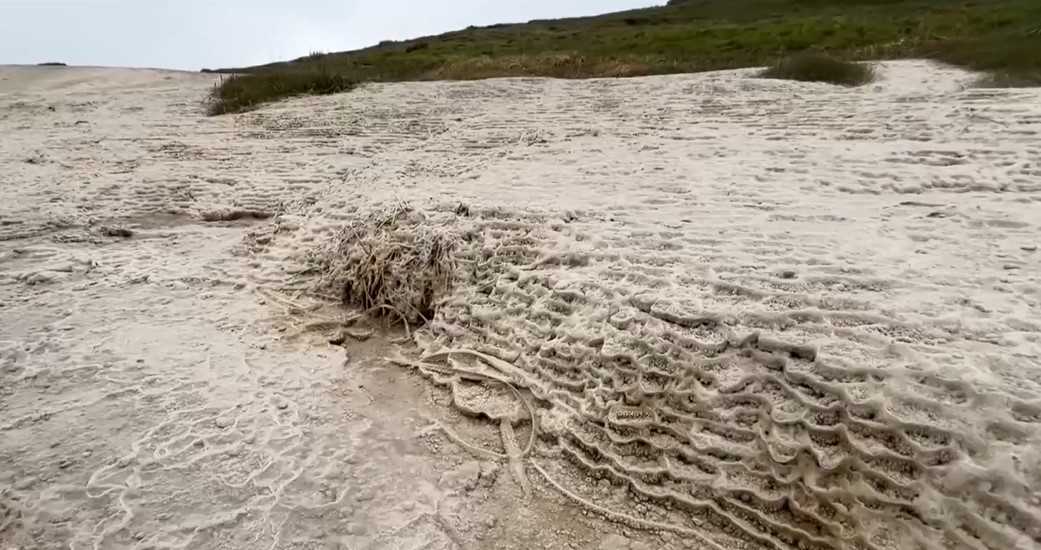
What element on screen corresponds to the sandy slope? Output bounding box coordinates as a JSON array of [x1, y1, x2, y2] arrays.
[[1, 62, 1040, 550]]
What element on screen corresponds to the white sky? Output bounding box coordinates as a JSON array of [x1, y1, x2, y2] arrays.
[[0, 0, 658, 70]]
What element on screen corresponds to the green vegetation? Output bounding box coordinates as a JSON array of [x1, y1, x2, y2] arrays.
[[207, 70, 355, 115], [936, 30, 1041, 86], [760, 52, 875, 86], [209, 0, 1041, 113]]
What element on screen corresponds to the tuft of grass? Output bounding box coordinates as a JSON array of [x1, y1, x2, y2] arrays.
[[311, 205, 459, 325], [759, 52, 875, 86], [207, 70, 355, 115]]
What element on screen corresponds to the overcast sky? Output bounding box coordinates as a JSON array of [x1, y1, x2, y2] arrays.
[[0, 0, 658, 70]]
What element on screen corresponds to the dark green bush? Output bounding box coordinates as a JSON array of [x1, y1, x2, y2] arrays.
[[759, 53, 875, 86], [208, 70, 356, 115], [936, 33, 1041, 87]]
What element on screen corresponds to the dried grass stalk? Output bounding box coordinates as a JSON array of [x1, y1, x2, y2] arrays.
[[312, 206, 459, 324]]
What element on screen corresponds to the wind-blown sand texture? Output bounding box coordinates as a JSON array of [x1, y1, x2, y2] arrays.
[[1, 62, 1040, 550]]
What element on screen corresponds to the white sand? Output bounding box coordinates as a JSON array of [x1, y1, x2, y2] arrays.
[[1, 62, 1039, 550]]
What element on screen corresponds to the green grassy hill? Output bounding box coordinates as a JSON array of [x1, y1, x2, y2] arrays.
[[209, 0, 1041, 113]]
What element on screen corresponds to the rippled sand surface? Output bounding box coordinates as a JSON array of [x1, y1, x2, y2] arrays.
[[2, 62, 1040, 550]]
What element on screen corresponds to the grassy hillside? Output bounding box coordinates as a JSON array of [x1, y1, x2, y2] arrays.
[[209, 0, 1041, 113]]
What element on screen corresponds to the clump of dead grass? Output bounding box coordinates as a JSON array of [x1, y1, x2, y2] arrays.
[[198, 207, 274, 222], [311, 206, 459, 325]]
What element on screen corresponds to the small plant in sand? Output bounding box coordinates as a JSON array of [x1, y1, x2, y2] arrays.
[[759, 52, 876, 86], [311, 206, 459, 326]]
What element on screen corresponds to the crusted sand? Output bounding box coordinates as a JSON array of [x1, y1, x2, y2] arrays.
[[1, 62, 1040, 550]]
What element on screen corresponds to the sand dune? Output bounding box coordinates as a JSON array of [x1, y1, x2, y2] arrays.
[[1, 62, 1040, 550]]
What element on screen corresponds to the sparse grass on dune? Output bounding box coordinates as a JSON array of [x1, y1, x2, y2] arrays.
[[207, 70, 355, 115], [759, 53, 875, 86], [208, 0, 1041, 114], [424, 53, 674, 81]]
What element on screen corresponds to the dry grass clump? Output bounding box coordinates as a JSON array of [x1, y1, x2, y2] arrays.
[[312, 206, 459, 325], [198, 207, 274, 222], [759, 52, 875, 86]]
